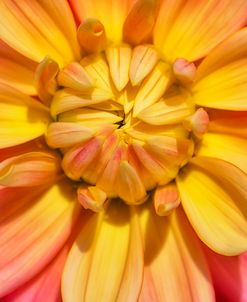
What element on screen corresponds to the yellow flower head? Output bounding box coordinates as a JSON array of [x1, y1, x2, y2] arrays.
[[0, 0, 247, 301]]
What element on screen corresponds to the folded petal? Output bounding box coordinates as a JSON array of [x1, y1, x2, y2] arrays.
[[0, 152, 61, 187], [0, 84, 50, 148], [193, 28, 247, 110], [62, 203, 143, 302], [139, 206, 214, 301], [70, 0, 134, 43], [0, 0, 79, 66], [0, 180, 81, 297], [177, 157, 247, 255], [205, 249, 247, 302], [154, 0, 247, 62]]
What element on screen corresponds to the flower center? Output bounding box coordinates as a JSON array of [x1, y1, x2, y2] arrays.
[[45, 44, 209, 211]]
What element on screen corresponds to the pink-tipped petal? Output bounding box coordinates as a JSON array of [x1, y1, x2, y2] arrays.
[[0, 180, 81, 297]]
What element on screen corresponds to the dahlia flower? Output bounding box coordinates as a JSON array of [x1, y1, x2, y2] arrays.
[[1, 0, 247, 301]]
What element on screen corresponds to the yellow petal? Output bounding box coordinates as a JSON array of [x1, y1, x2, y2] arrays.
[[0, 83, 50, 148], [177, 157, 247, 255], [0, 58, 36, 95], [77, 19, 107, 54], [133, 61, 172, 117], [105, 45, 132, 91], [193, 28, 247, 110], [46, 122, 94, 149], [154, 0, 247, 62], [129, 45, 159, 86], [70, 0, 134, 43], [50, 88, 113, 117], [80, 53, 115, 97], [0, 0, 78, 66], [57, 62, 94, 91], [139, 205, 214, 301], [116, 161, 146, 204], [123, 0, 159, 45], [138, 93, 194, 125], [196, 133, 247, 174], [0, 180, 81, 297], [59, 108, 123, 126], [62, 203, 143, 302], [0, 152, 60, 187]]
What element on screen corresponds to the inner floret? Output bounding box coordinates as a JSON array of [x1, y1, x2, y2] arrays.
[[46, 44, 208, 212]]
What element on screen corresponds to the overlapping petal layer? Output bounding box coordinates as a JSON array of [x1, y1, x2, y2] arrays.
[[154, 0, 247, 62], [70, 0, 134, 43], [193, 28, 247, 109], [177, 157, 247, 255], [62, 203, 143, 302], [139, 206, 214, 301], [0, 84, 50, 148], [0, 180, 81, 297], [0, 0, 79, 67]]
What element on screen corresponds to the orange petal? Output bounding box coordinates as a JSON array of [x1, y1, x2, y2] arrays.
[[62, 137, 104, 181], [123, 0, 159, 45], [57, 62, 94, 91], [70, 0, 134, 43], [153, 182, 181, 216], [34, 57, 59, 104], [139, 205, 215, 301], [0, 152, 61, 187], [172, 58, 196, 84], [96, 143, 127, 197], [62, 203, 143, 302], [0, 58, 36, 95], [77, 185, 108, 212], [77, 19, 107, 54], [154, 0, 247, 62], [0, 180, 81, 297], [177, 157, 247, 255], [0, 0, 78, 66], [2, 243, 69, 302]]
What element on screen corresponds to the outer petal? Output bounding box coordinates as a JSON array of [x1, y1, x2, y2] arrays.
[[196, 133, 247, 174], [1, 244, 69, 302], [205, 249, 247, 302], [154, 0, 247, 62], [193, 28, 247, 110], [0, 0, 79, 67], [69, 0, 134, 43], [177, 157, 247, 255], [0, 84, 50, 148], [139, 205, 215, 301], [62, 203, 143, 302], [0, 180, 81, 297]]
